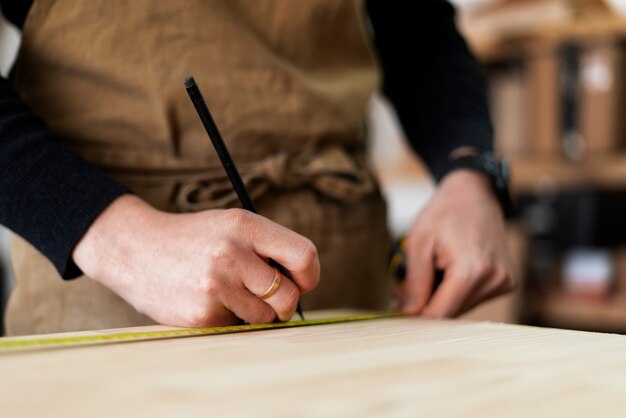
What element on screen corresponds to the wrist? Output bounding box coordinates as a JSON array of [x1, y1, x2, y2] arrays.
[[440, 169, 497, 203], [72, 194, 160, 282], [440, 150, 513, 218]]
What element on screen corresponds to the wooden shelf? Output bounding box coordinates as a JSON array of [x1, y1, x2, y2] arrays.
[[374, 154, 626, 192], [510, 155, 626, 192], [469, 14, 626, 63], [533, 291, 626, 333]]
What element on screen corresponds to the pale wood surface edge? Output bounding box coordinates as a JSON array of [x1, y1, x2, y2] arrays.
[[1, 310, 625, 418]]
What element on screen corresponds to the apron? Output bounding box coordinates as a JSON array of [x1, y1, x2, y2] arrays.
[[5, 0, 391, 335]]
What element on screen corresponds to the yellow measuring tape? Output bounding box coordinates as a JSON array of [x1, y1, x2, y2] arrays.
[[0, 312, 399, 353]]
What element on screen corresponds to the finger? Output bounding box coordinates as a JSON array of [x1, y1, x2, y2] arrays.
[[391, 283, 403, 303], [402, 236, 435, 315], [222, 288, 277, 324], [243, 261, 301, 322], [421, 265, 481, 318], [458, 269, 515, 316], [391, 283, 404, 312], [244, 212, 320, 294], [216, 253, 279, 324]]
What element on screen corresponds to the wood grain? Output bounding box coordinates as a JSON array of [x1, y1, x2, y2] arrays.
[[1, 310, 625, 417]]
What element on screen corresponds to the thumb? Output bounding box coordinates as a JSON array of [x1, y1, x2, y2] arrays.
[[402, 238, 435, 315]]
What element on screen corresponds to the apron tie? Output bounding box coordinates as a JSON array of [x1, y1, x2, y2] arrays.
[[175, 145, 375, 211]]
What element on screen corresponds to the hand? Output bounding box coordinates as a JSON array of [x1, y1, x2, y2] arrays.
[[396, 170, 515, 317], [73, 195, 320, 327]]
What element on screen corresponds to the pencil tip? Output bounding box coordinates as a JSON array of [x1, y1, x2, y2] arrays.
[[184, 76, 196, 88]]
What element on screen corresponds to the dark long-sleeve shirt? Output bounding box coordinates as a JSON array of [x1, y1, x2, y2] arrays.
[[0, 0, 493, 279]]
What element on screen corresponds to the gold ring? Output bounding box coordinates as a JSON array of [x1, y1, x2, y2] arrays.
[[258, 268, 281, 299]]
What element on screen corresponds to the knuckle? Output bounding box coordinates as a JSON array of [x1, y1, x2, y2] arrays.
[[213, 238, 237, 258], [197, 276, 221, 296], [208, 239, 238, 267], [297, 240, 317, 264], [228, 208, 254, 228], [490, 266, 515, 297], [501, 271, 516, 292], [296, 239, 318, 269], [474, 258, 494, 278], [493, 264, 513, 286], [186, 304, 212, 328], [451, 270, 472, 286]]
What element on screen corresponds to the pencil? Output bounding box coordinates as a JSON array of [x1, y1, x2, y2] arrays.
[[184, 76, 305, 321]]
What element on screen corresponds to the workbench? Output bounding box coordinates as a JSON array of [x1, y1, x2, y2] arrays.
[[1, 310, 625, 417]]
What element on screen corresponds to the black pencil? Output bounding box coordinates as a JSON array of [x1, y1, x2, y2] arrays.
[[184, 76, 304, 321]]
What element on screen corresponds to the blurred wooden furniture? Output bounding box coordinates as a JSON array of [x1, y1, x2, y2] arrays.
[[458, 1, 626, 332], [533, 290, 626, 332], [511, 155, 626, 192], [2, 310, 626, 417]]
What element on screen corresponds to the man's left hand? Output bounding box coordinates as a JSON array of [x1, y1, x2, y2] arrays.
[[396, 170, 515, 317]]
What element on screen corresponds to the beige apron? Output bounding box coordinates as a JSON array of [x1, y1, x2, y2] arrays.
[[5, 0, 391, 335]]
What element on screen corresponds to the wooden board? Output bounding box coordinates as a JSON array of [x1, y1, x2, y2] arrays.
[[1, 310, 626, 417]]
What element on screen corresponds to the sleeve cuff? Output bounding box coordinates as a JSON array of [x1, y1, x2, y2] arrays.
[[427, 118, 494, 182]]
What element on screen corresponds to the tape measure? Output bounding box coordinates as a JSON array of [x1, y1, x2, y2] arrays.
[[0, 312, 399, 353], [388, 235, 445, 290]]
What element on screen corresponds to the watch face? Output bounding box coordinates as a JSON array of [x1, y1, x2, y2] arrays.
[[480, 153, 509, 182], [501, 159, 510, 182]]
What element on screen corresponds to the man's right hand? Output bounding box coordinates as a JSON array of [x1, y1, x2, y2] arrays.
[[72, 195, 320, 327]]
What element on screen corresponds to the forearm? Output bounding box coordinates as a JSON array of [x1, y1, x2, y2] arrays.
[[367, 0, 493, 181], [0, 76, 129, 278]]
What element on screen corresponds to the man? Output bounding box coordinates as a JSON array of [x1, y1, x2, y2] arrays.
[[0, 0, 513, 335]]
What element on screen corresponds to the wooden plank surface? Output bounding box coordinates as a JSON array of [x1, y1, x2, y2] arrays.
[[1, 310, 626, 417]]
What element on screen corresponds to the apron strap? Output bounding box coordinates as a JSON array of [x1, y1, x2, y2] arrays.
[[175, 145, 376, 211]]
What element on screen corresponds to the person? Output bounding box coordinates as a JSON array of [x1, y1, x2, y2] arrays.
[[0, 0, 514, 335]]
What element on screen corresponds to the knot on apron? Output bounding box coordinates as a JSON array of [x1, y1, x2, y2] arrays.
[[175, 145, 375, 211]]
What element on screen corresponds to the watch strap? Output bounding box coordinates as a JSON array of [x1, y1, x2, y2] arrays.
[[442, 152, 514, 218]]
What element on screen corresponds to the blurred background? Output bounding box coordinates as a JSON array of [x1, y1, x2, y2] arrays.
[[4, 0, 626, 334], [373, 0, 626, 332]]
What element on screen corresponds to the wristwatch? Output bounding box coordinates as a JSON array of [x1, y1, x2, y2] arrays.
[[441, 151, 514, 218]]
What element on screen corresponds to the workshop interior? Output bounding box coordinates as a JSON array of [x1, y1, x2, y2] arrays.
[[3, 0, 626, 335], [5, 1, 626, 416]]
